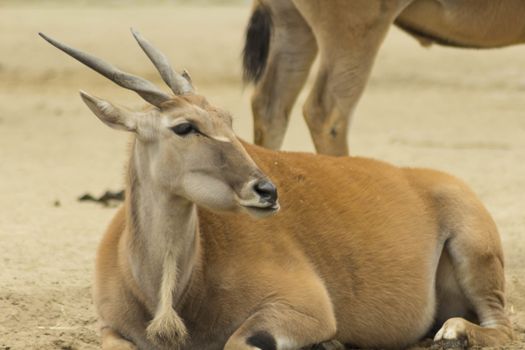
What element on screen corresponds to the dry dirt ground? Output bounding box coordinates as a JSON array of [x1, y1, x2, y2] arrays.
[[0, 2, 524, 349]]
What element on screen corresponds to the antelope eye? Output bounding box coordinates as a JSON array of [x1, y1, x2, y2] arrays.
[[171, 122, 197, 136]]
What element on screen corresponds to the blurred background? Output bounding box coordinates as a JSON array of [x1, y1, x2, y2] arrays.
[[0, 1, 524, 349]]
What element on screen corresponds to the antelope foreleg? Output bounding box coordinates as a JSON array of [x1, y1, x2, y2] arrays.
[[101, 327, 137, 350]]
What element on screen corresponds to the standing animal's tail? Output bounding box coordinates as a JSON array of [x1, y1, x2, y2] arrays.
[[242, 1, 273, 83]]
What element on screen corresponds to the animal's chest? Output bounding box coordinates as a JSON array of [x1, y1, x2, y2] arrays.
[[176, 265, 261, 349], [177, 298, 248, 349]]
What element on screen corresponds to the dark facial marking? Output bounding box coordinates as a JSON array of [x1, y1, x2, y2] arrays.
[[246, 331, 276, 350]]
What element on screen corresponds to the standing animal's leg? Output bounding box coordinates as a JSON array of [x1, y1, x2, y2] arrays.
[[244, 0, 317, 150], [224, 272, 337, 350], [433, 187, 514, 347], [293, 0, 409, 156]]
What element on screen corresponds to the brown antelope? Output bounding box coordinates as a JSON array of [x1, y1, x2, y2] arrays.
[[243, 0, 525, 156], [40, 31, 514, 350]]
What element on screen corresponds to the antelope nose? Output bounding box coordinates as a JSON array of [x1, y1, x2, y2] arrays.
[[253, 180, 278, 204]]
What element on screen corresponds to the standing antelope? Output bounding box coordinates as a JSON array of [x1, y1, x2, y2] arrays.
[[40, 31, 514, 350], [243, 0, 525, 156]]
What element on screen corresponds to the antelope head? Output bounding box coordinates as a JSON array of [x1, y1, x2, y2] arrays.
[[40, 30, 279, 218]]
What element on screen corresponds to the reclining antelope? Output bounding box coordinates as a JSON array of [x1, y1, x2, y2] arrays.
[[40, 31, 514, 349], [243, 0, 525, 156]]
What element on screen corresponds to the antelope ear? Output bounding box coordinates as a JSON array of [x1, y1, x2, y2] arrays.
[[80, 90, 138, 132]]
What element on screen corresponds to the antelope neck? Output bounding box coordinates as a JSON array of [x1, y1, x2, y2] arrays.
[[125, 140, 200, 313]]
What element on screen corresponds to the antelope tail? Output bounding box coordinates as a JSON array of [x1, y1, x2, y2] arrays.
[[242, 1, 273, 84]]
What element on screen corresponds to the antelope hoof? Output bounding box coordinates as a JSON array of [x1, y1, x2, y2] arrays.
[[146, 311, 188, 349], [433, 318, 469, 349], [309, 339, 345, 350], [103, 340, 138, 350]]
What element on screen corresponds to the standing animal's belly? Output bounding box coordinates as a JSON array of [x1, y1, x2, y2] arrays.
[[397, 0, 525, 48]]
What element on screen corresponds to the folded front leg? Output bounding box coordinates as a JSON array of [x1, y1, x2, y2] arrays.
[[224, 276, 337, 350], [225, 304, 336, 350]]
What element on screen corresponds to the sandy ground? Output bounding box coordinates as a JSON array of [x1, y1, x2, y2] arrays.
[[0, 2, 524, 349]]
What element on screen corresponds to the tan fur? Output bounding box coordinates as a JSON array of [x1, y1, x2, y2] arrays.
[[44, 32, 513, 349], [91, 96, 514, 349], [249, 0, 525, 155]]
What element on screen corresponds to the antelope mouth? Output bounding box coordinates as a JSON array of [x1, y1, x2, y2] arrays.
[[240, 201, 280, 218]]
